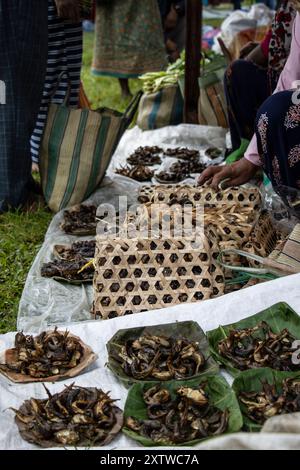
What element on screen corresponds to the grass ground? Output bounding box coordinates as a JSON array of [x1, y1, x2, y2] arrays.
[[0, 12, 226, 333]]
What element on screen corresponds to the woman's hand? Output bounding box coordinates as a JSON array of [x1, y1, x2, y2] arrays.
[[55, 0, 80, 23], [196, 157, 259, 190]]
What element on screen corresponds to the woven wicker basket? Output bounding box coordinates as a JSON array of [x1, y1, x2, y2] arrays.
[[92, 228, 224, 320], [138, 184, 261, 210], [244, 211, 280, 265]]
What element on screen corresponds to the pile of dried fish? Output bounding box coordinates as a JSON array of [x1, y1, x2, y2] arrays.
[[239, 378, 300, 425], [1, 329, 84, 378], [169, 160, 206, 175], [118, 335, 206, 380], [164, 148, 200, 160], [13, 384, 123, 447], [127, 146, 162, 166], [218, 321, 298, 371], [126, 384, 229, 444], [41, 256, 94, 282], [154, 170, 186, 184], [115, 165, 154, 182], [61, 204, 97, 235], [54, 240, 96, 261]]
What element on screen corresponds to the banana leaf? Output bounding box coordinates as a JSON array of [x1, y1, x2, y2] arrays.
[[106, 321, 219, 388], [123, 375, 243, 447], [207, 302, 300, 377], [232, 367, 300, 432]]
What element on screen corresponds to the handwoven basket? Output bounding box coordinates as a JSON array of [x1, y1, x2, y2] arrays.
[[244, 211, 280, 266], [138, 184, 261, 210], [92, 228, 224, 320]]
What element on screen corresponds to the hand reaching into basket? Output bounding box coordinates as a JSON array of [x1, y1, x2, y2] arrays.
[[196, 157, 258, 190]]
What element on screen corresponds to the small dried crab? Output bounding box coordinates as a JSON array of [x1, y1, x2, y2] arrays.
[[0, 329, 84, 378], [12, 384, 123, 447], [41, 256, 94, 282], [239, 378, 300, 425], [117, 335, 206, 381], [127, 146, 162, 166], [61, 204, 97, 235], [218, 321, 298, 371], [126, 384, 228, 444], [163, 147, 200, 161], [115, 165, 154, 182]]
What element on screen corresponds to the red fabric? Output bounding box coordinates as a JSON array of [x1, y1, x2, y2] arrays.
[[260, 29, 272, 58]]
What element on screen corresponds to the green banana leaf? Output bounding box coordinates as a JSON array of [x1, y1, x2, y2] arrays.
[[106, 321, 219, 388], [123, 375, 243, 447], [232, 367, 300, 432], [207, 302, 300, 377]]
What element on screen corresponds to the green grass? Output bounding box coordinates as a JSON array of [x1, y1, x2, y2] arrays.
[[0, 209, 52, 333]]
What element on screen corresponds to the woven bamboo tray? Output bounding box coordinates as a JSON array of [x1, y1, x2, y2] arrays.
[[92, 228, 224, 320], [138, 184, 261, 210]]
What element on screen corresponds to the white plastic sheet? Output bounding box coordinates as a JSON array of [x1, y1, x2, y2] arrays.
[[1, 273, 300, 450], [18, 124, 227, 332]]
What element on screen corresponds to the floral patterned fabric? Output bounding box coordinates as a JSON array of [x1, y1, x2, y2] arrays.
[[92, 0, 167, 78], [268, 0, 296, 86], [255, 90, 300, 191]]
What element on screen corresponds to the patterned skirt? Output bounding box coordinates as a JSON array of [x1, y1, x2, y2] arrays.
[[256, 90, 300, 193], [92, 0, 167, 78], [30, 0, 82, 164]]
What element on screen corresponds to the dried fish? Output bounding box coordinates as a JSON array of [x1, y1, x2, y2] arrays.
[[1, 329, 84, 378], [126, 384, 228, 444], [61, 204, 97, 235], [205, 147, 223, 160], [239, 378, 300, 425], [163, 147, 200, 160], [54, 240, 96, 261], [115, 165, 154, 182], [41, 256, 94, 282], [218, 321, 298, 371], [13, 384, 123, 447], [118, 335, 206, 380], [127, 146, 162, 166]]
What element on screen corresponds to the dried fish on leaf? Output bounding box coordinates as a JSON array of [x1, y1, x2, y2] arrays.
[[107, 322, 219, 387], [123, 376, 243, 446], [169, 160, 206, 175], [41, 256, 94, 283], [232, 368, 300, 431], [127, 147, 163, 166], [0, 329, 97, 383], [163, 148, 200, 161], [12, 384, 123, 447], [208, 302, 300, 377], [119, 336, 206, 381], [54, 240, 96, 261], [218, 321, 298, 371], [115, 165, 154, 182], [61, 204, 97, 235]]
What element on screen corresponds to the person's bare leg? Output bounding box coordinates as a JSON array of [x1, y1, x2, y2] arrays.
[[119, 78, 132, 98]]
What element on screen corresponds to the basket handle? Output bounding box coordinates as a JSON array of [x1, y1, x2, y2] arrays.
[[123, 90, 143, 122]]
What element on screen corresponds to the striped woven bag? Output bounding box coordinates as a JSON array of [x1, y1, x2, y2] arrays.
[[40, 88, 141, 212]]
